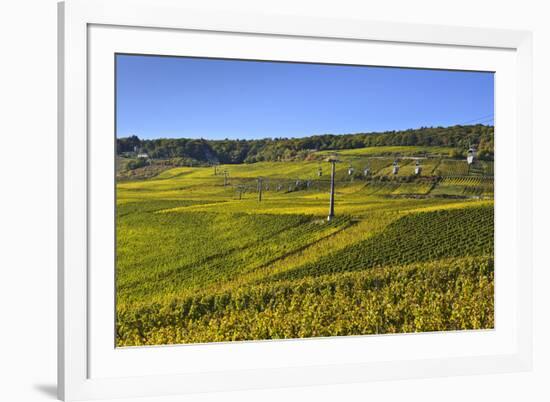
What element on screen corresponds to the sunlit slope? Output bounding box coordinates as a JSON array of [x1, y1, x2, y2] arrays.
[[117, 256, 493, 345], [117, 208, 351, 303], [115, 145, 495, 346], [271, 205, 493, 281], [117, 156, 493, 205], [315, 145, 456, 157]]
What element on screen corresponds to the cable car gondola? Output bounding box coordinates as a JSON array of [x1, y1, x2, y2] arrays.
[[467, 147, 477, 165], [392, 160, 400, 175], [414, 160, 422, 175]]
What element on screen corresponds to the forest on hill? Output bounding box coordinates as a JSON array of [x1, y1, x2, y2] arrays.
[[117, 124, 494, 165]]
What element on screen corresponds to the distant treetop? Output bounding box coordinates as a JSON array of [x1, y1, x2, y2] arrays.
[[116, 124, 494, 164]]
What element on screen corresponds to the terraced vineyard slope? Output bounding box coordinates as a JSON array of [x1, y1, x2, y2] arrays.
[[116, 145, 494, 346]]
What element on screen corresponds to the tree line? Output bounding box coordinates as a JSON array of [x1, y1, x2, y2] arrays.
[[117, 124, 494, 164]]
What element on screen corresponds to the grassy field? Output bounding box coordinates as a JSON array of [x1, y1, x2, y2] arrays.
[[315, 145, 456, 157], [116, 146, 494, 346]]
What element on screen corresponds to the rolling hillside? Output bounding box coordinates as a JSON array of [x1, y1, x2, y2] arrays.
[[116, 145, 494, 346]]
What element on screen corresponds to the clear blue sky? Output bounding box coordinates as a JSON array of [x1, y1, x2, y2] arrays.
[[116, 54, 494, 140]]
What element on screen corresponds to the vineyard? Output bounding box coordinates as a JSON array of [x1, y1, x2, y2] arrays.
[[272, 206, 493, 281], [117, 256, 493, 345], [116, 145, 494, 346], [431, 177, 494, 197]]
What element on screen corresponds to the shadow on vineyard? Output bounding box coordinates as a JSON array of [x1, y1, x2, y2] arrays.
[[271, 206, 493, 281], [115, 145, 495, 346]]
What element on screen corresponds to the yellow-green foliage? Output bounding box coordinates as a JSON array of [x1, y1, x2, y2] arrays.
[[272, 206, 493, 281], [116, 146, 495, 346], [362, 181, 434, 196], [431, 177, 494, 197], [315, 145, 455, 157], [117, 256, 493, 346]]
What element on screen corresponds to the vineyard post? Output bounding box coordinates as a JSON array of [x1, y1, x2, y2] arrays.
[[258, 177, 263, 202]]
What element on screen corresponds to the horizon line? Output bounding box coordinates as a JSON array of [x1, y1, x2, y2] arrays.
[[117, 122, 494, 141]]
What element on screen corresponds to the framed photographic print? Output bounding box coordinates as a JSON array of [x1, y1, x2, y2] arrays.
[[58, 0, 533, 400]]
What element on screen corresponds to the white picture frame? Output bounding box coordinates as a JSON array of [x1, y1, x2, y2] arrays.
[[58, 0, 533, 400]]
